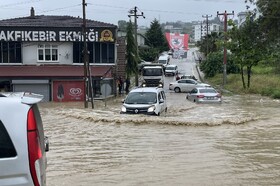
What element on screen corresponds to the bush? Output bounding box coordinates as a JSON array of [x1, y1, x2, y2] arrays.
[[200, 52, 239, 78]]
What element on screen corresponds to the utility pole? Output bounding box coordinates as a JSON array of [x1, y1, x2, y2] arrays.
[[82, 0, 94, 108], [217, 10, 234, 87], [128, 6, 145, 86], [200, 21, 203, 41], [202, 14, 212, 57]]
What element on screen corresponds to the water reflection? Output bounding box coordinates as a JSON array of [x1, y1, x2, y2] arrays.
[[41, 94, 280, 186]]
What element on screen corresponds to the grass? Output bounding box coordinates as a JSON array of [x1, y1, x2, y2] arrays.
[[206, 72, 280, 99]]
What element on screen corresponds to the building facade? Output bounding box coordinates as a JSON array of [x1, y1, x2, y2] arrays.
[[0, 8, 124, 102], [193, 23, 220, 42]]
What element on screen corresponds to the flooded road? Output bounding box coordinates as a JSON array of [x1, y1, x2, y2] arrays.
[[41, 93, 280, 186]]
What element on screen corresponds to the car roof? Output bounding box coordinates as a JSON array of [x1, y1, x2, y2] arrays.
[[166, 64, 177, 67], [130, 87, 163, 93], [0, 92, 44, 105], [195, 87, 216, 90]]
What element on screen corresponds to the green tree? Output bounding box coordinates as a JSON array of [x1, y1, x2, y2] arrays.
[[145, 19, 169, 54], [196, 32, 222, 56], [227, 18, 265, 88], [125, 21, 138, 80], [200, 52, 238, 78], [118, 20, 128, 32], [246, 0, 280, 41]]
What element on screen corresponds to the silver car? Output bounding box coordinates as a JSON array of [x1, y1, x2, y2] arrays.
[[169, 79, 211, 93], [186, 87, 222, 103], [0, 92, 49, 186]]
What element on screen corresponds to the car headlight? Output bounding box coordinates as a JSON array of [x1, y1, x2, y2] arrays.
[[147, 105, 156, 112], [121, 106, 127, 112]]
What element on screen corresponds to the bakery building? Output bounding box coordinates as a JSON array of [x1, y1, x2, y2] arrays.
[[0, 8, 126, 102]]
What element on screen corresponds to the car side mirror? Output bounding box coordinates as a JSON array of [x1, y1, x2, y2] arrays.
[[159, 99, 164, 103], [121, 99, 125, 103]]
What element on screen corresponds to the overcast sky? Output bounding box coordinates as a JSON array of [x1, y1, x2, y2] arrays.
[[0, 0, 252, 26]]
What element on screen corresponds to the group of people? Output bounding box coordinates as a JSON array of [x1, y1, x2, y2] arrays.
[[117, 77, 130, 95]]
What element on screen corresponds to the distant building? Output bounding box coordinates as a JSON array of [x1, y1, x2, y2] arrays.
[[193, 23, 220, 42]]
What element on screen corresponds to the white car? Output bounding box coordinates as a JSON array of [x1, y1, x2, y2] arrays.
[[0, 92, 49, 186], [165, 64, 178, 76], [121, 87, 167, 116], [169, 79, 211, 93]]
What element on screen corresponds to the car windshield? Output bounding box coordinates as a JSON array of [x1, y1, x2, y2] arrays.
[[199, 89, 217, 93], [125, 92, 157, 104], [166, 66, 175, 70], [158, 60, 167, 64], [143, 68, 163, 76]]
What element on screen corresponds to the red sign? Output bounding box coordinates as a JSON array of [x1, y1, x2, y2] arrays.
[[165, 33, 189, 50], [53, 81, 84, 102]]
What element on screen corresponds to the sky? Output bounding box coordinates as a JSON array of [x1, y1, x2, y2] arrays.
[[0, 0, 253, 26]]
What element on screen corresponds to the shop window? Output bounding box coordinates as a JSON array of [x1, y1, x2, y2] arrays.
[[37, 44, 58, 62], [94, 42, 114, 63], [0, 42, 22, 63]]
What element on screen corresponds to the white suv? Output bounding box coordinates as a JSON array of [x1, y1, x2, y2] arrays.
[[0, 92, 49, 186], [121, 87, 167, 116]]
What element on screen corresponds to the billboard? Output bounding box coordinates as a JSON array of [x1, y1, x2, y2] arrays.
[[165, 33, 189, 58], [53, 81, 84, 102]]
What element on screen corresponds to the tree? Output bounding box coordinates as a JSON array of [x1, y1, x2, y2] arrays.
[[196, 32, 222, 56], [125, 21, 138, 79], [227, 18, 265, 88], [118, 20, 128, 32], [246, 0, 280, 41], [145, 19, 169, 54]]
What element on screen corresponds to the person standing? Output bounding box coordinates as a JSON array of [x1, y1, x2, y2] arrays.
[[118, 76, 123, 95], [125, 78, 131, 94]]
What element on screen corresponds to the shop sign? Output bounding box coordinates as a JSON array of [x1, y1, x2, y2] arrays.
[[0, 28, 115, 42]]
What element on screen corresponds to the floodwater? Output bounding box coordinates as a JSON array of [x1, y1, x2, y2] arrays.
[[41, 93, 280, 186]]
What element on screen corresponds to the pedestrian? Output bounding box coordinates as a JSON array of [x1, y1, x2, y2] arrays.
[[125, 77, 131, 94], [199, 56, 202, 63], [176, 74, 180, 81], [118, 76, 123, 95]]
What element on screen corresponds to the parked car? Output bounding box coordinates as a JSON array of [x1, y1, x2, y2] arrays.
[[180, 74, 198, 81], [121, 87, 167, 116], [186, 87, 222, 103], [169, 79, 211, 93], [165, 64, 178, 76], [0, 92, 49, 186]]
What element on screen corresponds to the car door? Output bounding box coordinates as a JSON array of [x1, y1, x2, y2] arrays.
[[185, 79, 197, 92], [178, 80, 188, 92], [189, 88, 198, 101], [159, 91, 167, 113]]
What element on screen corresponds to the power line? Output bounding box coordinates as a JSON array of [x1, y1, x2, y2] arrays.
[[0, 0, 42, 8]]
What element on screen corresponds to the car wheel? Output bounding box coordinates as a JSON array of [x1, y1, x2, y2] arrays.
[[174, 87, 180, 93], [186, 96, 188, 100]]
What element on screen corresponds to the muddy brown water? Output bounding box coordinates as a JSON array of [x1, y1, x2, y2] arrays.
[[41, 93, 280, 186]]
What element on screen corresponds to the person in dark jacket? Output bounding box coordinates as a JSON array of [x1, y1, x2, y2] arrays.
[[118, 76, 123, 95], [125, 78, 131, 94]]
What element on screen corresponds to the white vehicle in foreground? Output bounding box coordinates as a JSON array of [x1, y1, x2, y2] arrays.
[[121, 87, 167, 116], [0, 92, 49, 186], [169, 79, 211, 93]]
